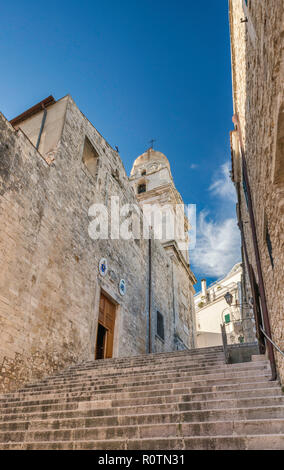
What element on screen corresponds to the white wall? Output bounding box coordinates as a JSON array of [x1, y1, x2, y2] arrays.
[[194, 265, 242, 336]]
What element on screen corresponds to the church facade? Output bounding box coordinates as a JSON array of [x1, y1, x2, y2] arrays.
[[0, 95, 196, 392]]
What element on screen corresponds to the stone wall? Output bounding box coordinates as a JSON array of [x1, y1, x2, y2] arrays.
[[0, 95, 196, 392], [229, 0, 284, 383]]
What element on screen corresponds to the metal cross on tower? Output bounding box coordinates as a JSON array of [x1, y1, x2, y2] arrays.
[[148, 139, 156, 149]]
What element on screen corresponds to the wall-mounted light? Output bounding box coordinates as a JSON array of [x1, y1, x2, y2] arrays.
[[224, 291, 233, 306]]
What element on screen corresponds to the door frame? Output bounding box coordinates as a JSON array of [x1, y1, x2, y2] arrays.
[[95, 322, 107, 360], [93, 285, 122, 359]]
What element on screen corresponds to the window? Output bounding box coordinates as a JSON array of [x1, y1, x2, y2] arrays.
[[224, 314, 231, 324], [273, 103, 284, 185], [242, 167, 249, 209], [266, 226, 274, 268], [265, 219, 274, 268], [141, 170, 146, 176], [138, 183, 146, 194], [82, 137, 99, 178], [156, 311, 164, 341], [263, 211, 274, 268]]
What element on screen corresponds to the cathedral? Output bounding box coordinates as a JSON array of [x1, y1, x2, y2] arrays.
[[0, 94, 196, 392]]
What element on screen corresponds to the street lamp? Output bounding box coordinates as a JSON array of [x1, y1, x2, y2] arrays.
[[224, 291, 233, 306]]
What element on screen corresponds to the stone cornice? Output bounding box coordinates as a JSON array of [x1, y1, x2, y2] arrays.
[[163, 240, 197, 287]]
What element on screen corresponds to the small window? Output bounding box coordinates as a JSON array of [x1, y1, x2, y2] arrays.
[[82, 137, 99, 178], [157, 311, 165, 341], [141, 170, 146, 176], [242, 167, 249, 209], [273, 103, 284, 185], [265, 220, 274, 269], [138, 183, 146, 194]]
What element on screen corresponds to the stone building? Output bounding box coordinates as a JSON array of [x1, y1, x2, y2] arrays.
[[129, 148, 197, 350], [0, 94, 196, 392], [194, 263, 256, 348], [229, 0, 284, 382]]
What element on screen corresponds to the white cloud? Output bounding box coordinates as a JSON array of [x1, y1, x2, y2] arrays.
[[190, 163, 199, 170], [190, 161, 241, 279], [209, 162, 236, 202], [190, 211, 241, 278]]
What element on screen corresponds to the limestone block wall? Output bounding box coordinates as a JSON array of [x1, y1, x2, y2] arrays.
[[174, 259, 196, 349], [230, 0, 284, 383], [151, 240, 174, 353]]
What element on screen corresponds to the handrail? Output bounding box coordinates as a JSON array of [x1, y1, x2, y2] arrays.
[[260, 327, 284, 358], [220, 323, 230, 364]]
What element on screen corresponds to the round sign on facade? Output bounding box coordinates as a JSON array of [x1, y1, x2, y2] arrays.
[[119, 279, 126, 296], [99, 258, 108, 277]]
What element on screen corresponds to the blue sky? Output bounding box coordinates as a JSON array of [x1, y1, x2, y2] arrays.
[[0, 0, 241, 291]]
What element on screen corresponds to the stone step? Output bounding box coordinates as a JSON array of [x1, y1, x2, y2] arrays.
[[13, 363, 269, 397], [71, 351, 225, 365], [1, 434, 283, 450], [0, 346, 279, 451], [76, 349, 224, 364], [0, 371, 271, 406], [0, 380, 278, 418], [56, 360, 226, 377], [0, 384, 284, 421], [1, 395, 284, 431], [21, 360, 225, 390], [68, 347, 224, 367], [20, 360, 269, 391], [0, 374, 273, 411], [0, 386, 281, 423], [55, 352, 226, 373], [16, 362, 240, 389], [252, 355, 267, 362], [25, 358, 228, 384], [45, 356, 226, 381], [63, 354, 224, 373], [1, 419, 284, 446], [7, 363, 271, 394], [1, 408, 284, 443]]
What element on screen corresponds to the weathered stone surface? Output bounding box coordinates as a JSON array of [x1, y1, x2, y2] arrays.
[[229, 0, 284, 384]]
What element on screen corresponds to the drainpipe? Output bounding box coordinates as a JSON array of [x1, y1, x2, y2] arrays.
[[171, 256, 176, 349], [233, 114, 277, 380], [36, 104, 48, 150], [201, 279, 207, 302], [148, 238, 152, 354], [239, 217, 265, 352]]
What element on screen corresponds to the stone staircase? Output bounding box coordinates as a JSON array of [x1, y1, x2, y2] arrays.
[[0, 345, 283, 450]]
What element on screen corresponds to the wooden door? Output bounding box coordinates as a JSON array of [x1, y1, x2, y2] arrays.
[[97, 293, 116, 359]]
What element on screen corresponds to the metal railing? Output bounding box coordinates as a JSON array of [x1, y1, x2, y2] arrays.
[[260, 327, 284, 358], [220, 316, 257, 364], [221, 323, 230, 363]]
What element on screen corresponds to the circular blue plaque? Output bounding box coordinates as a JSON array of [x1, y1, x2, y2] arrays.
[[119, 279, 126, 296], [99, 258, 108, 277]]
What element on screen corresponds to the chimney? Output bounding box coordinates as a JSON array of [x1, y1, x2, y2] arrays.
[[201, 279, 207, 300]]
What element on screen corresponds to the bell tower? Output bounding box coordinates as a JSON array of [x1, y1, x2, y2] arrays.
[[129, 147, 190, 264], [129, 147, 197, 350]]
